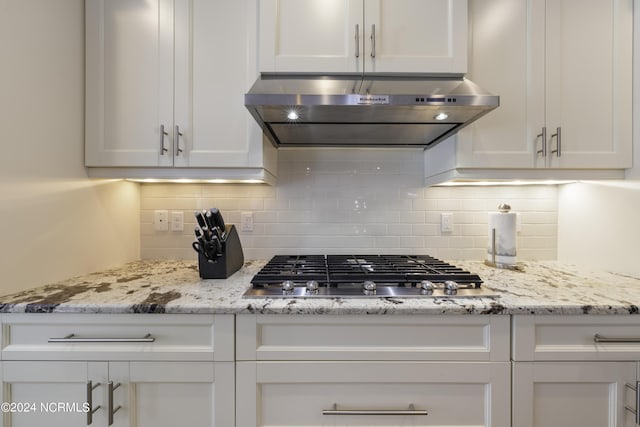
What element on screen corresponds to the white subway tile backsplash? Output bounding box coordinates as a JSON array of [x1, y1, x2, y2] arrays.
[[140, 149, 558, 261], [412, 198, 439, 211], [411, 224, 439, 236]]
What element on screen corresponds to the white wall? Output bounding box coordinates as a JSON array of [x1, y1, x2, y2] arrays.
[[558, 182, 640, 275], [0, 0, 140, 295], [141, 149, 558, 261]]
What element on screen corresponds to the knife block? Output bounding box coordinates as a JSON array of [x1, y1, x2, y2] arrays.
[[197, 224, 245, 279]]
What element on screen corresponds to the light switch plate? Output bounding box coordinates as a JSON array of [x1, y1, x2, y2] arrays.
[[241, 212, 254, 232], [171, 211, 184, 232], [154, 210, 169, 231], [441, 212, 454, 233]]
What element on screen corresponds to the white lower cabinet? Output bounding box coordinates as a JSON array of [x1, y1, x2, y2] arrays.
[[513, 362, 636, 427], [0, 314, 235, 427], [236, 314, 511, 427], [0, 361, 97, 427], [512, 315, 640, 427], [0, 361, 232, 427], [237, 360, 510, 426], [8, 312, 640, 426]]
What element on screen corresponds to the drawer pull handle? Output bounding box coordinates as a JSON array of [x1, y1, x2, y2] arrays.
[[86, 381, 101, 425], [536, 127, 547, 157], [594, 334, 640, 343], [48, 333, 155, 343], [626, 382, 640, 425], [354, 24, 360, 58], [160, 124, 169, 155], [322, 403, 427, 416], [108, 381, 122, 426]]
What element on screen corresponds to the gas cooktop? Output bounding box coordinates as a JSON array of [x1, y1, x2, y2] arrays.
[[243, 255, 499, 299]]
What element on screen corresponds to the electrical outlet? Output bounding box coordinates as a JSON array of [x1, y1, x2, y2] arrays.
[[241, 211, 254, 232], [171, 211, 184, 232], [154, 210, 169, 231], [441, 212, 454, 233]]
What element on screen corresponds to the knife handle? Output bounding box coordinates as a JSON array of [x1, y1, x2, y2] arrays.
[[195, 211, 208, 230], [210, 208, 226, 235], [205, 210, 218, 233], [209, 226, 222, 241]]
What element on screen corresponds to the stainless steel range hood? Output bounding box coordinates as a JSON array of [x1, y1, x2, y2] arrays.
[[244, 75, 499, 148]]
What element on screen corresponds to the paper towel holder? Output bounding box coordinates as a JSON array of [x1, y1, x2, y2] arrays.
[[484, 204, 524, 271], [498, 203, 511, 213]]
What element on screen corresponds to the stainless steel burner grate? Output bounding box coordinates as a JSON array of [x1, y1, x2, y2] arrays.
[[243, 255, 498, 299]]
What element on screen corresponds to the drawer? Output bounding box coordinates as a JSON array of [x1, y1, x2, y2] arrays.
[[237, 314, 510, 361], [1, 313, 234, 361], [513, 315, 640, 361], [236, 361, 511, 427]]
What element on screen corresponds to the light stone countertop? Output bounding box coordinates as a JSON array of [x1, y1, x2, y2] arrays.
[[1, 259, 639, 315]]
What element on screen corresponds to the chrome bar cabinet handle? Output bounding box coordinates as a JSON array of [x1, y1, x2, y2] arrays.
[[322, 403, 427, 416], [48, 333, 155, 343], [625, 382, 640, 425], [355, 24, 360, 58], [536, 127, 547, 157], [594, 334, 640, 343], [160, 124, 169, 155], [86, 381, 101, 425], [175, 125, 184, 156], [550, 127, 561, 157], [370, 24, 376, 58], [108, 381, 122, 426]]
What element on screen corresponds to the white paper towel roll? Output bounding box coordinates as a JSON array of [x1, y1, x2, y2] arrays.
[[487, 211, 517, 265]]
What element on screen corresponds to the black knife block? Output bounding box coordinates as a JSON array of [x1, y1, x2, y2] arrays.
[[197, 224, 245, 279]]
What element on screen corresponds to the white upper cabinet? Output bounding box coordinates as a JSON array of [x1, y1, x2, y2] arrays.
[[258, 0, 467, 74], [258, 0, 362, 73], [425, 0, 632, 184], [363, 0, 467, 74], [534, 0, 632, 169], [85, 0, 277, 182], [85, 0, 174, 168]]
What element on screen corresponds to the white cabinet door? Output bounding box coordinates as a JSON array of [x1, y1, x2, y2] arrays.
[[0, 361, 108, 427], [364, 0, 467, 74], [258, 0, 467, 74], [424, 0, 632, 184], [455, 0, 534, 169], [85, 0, 174, 167], [86, 0, 277, 179], [111, 361, 234, 427], [513, 362, 637, 427], [537, 0, 632, 169], [459, 0, 632, 171], [0, 361, 233, 427], [258, 0, 362, 73], [237, 361, 511, 427], [175, 0, 272, 169]]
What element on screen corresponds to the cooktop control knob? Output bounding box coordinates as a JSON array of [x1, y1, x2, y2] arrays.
[[281, 280, 295, 293], [306, 280, 319, 294], [444, 281, 459, 295], [420, 280, 435, 294], [363, 280, 377, 295]]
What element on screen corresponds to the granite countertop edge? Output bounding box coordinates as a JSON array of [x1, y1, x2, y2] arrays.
[[1, 259, 639, 316]]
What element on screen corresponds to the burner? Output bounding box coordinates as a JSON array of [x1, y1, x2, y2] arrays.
[[243, 255, 498, 299]]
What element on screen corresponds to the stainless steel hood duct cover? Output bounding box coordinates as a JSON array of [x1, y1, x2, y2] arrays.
[[244, 75, 499, 148]]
